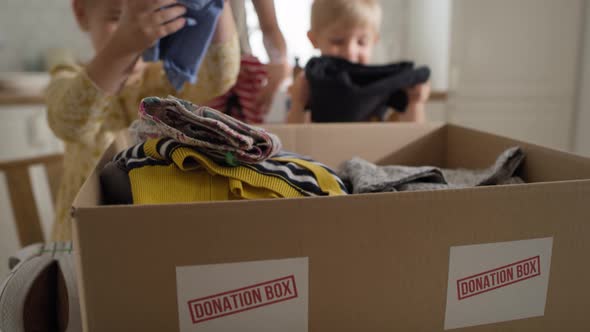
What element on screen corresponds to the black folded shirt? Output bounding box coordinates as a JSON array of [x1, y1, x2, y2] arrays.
[[304, 56, 430, 122]]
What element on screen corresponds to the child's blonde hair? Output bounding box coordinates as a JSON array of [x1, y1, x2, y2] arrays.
[[310, 0, 382, 33]]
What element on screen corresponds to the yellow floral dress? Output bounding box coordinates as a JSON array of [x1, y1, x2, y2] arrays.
[[46, 35, 240, 241]]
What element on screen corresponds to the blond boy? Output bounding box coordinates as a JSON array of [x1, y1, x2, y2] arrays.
[[287, 0, 430, 123]]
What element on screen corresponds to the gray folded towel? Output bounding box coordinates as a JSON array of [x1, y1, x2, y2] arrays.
[[339, 147, 525, 194]]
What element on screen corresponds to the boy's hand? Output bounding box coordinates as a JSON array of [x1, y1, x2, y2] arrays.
[[406, 82, 431, 104], [399, 82, 430, 123], [110, 0, 187, 57]]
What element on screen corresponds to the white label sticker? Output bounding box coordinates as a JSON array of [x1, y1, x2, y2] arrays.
[[176, 257, 308, 332], [444, 237, 553, 330]]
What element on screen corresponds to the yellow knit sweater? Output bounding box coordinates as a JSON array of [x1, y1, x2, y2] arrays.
[[124, 139, 346, 204]]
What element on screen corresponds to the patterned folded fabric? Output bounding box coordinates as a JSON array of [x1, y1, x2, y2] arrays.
[[130, 96, 281, 165]]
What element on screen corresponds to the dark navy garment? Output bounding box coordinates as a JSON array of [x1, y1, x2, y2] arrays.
[[304, 56, 431, 122], [143, 0, 224, 91]]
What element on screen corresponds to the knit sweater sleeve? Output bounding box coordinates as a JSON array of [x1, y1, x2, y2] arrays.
[[178, 33, 240, 103], [45, 64, 113, 143]]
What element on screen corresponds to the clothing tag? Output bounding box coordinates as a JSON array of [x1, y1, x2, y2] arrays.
[[176, 257, 308, 332], [444, 237, 553, 330], [185, 17, 197, 26]]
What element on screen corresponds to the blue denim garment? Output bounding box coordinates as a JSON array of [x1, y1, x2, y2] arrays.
[[143, 0, 224, 91]]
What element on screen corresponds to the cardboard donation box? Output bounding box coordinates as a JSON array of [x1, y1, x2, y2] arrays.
[[72, 123, 590, 331]]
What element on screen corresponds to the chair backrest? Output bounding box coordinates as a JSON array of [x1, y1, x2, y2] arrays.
[[0, 154, 63, 246]]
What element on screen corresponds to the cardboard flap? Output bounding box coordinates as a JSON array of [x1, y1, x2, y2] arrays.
[[376, 126, 448, 167], [265, 123, 444, 169]]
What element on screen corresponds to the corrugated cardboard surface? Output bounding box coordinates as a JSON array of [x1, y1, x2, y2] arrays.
[[72, 124, 590, 331]]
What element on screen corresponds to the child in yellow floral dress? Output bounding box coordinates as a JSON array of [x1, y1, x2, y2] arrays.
[[46, 0, 240, 241]]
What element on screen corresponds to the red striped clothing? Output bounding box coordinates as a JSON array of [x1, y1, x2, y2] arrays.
[[206, 54, 268, 124]]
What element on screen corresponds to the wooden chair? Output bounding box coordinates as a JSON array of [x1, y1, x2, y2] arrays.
[[0, 154, 63, 246]]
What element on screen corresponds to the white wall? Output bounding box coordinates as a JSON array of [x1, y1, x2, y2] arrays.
[[405, 0, 451, 91], [0, 0, 91, 71], [448, 0, 583, 151], [373, 0, 408, 64], [373, 0, 450, 123], [575, 2, 590, 156]]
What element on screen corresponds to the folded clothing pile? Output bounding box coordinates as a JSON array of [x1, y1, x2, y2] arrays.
[[105, 96, 347, 205], [130, 96, 282, 165], [101, 138, 348, 204]]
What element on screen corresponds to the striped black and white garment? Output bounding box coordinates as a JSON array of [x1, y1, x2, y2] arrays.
[[113, 138, 348, 196]]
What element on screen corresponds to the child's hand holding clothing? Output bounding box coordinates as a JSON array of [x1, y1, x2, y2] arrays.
[[399, 82, 431, 122], [87, 0, 188, 94]]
